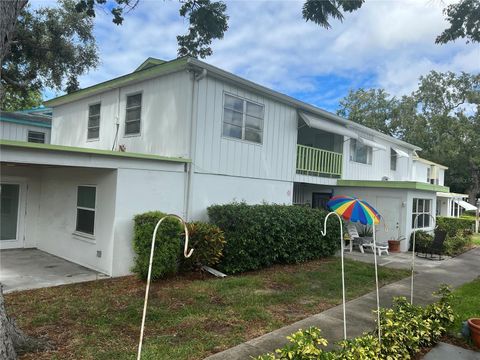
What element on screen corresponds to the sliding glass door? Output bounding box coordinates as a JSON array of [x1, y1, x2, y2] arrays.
[[0, 183, 22, 248]]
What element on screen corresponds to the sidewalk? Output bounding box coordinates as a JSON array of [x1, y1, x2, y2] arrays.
[[205, 248, 480, 360]]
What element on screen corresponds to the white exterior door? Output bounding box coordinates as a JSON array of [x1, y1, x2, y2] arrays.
[[0, 182, 25, 249], [375, 196, 403, 244]]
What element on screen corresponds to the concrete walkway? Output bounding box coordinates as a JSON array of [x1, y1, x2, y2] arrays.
[[423, 342, 480, 360], [206, 248, 480, 359], [0, 249, 107, 293]]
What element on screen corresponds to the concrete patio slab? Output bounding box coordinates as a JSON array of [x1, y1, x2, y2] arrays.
[[423, 342, 480, 360], [205, 247, 480, 359], [0, 248, 108, 293]]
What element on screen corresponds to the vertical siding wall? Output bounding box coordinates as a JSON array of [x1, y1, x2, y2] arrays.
[[1, 122, 51, 143], [51, 71, 192, 158], [193, 76, 298, 181], [342, 136, 413, 182]]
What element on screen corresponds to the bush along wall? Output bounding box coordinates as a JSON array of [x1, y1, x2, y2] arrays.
[[132, 211, 183, 280], [436, 216, 475, 237], [207, 203, 340, 274], [255, 286, 454, 360], [437, 217, 474, 256], [132, 212, 226, 280]]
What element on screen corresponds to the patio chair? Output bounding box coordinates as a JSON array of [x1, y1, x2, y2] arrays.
[[418, 229, 447, 260], [346, 223, 372, 253]]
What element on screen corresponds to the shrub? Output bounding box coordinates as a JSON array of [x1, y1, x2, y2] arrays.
[[132, 211, 183, 280], [444, 231, 472, 256], [409, 230, 433, 252], [207, 203, 340, 274], [255, 286, 454, 360], [179, 222, 226, 272], [436, 217, 475, 237]]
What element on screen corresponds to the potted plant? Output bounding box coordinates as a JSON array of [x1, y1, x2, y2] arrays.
[[388, 235, 406, 253], [468, 318, 480, 348]]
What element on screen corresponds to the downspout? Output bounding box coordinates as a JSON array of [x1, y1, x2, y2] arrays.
[[112, 87, 121, 151], [184, 67, 207, 221]]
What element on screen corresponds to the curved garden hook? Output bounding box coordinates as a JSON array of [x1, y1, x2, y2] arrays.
[[321, 212, 347, 340], [137, 214, 193, 360], [410, 213, 436, 304]]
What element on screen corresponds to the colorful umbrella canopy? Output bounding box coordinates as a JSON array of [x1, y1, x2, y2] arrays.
[[327, 195, 381, 225]]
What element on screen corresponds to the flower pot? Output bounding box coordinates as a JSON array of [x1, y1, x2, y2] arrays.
[[388, 240, 401, 253], [468, 318, 480, 348]]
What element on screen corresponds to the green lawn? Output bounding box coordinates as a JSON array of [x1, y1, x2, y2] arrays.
[[6, 258, 409, 360], [472, 233, 480, 246], [449, 277, 480, 336]]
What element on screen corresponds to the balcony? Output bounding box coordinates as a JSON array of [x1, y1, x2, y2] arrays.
[[296, 144, 342, 177]]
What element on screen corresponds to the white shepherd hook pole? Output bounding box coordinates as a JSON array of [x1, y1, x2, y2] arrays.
[[137, 214, 194, 360], [321, 212, 347, 340], [410, 213, 436, 305]]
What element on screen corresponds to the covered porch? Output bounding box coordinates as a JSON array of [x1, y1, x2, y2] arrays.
[[0, 140, 189, 277]]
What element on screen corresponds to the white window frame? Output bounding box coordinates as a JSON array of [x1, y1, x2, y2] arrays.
[[412, 198, 432, 229], [27, 130, 45, 143], [87, 102, 101, 141], [390, 148, 397, 171], [349, 139, 372, 165], [74, 185, 97, 238], [222, 92, 264, 145], [124, 92, 142, 137]]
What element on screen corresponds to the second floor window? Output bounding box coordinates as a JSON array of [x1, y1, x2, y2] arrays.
[[125, 93, 142, 135], [350, 139, 372, 164], [223, 93, 264, 144], [390, 148, 397, 171], [27, 131, 45, 143], [88, 103, 101, 140]]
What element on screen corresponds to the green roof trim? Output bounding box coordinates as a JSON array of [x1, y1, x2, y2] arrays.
[[134, 57, 166, 71], [337, 179, 450, 193], [0, 116, 51, 128], [0, 140, 191, 164], [44, 57, 188, 107]]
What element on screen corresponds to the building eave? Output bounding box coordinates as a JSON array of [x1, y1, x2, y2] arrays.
[[0, 140, 191, 163], [337, 179, 450, 193]]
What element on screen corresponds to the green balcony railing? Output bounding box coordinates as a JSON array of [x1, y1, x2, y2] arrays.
[[296, 144, 343, 177]]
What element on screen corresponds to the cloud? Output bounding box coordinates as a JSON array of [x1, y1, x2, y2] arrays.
[[44, 0, 478, 112]]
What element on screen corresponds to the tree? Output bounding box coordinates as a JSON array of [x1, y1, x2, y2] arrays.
[[0, 85, 42, 112], [337, 88, 398, 136], [436, 0, 480, 44], [1, 0, 98, 110], [338, 71, 480, 203]]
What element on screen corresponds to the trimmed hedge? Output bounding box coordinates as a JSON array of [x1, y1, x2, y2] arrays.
[[436, 216, 474, 237], [207, 203, 340, 274], [132, 212, 226, 280], [132, 211, 183, 280]]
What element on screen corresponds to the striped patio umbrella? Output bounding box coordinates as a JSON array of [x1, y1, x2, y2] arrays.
[[327, 195, 381, 225]]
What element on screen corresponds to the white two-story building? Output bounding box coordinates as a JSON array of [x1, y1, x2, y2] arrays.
[[0, 57, 456, 276]]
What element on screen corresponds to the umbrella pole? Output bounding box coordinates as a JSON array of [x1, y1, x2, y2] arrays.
[[372, 223, 381, 344]]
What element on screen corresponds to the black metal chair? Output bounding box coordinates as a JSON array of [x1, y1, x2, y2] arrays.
[[418, 230, 447, 260]]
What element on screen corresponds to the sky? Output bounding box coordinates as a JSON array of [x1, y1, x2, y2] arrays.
[[42, 0, 479, 112]]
